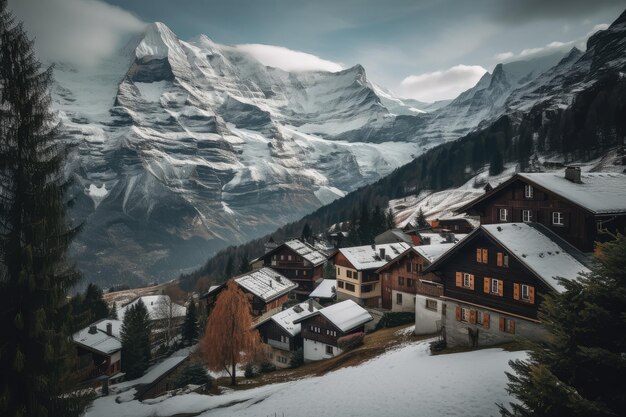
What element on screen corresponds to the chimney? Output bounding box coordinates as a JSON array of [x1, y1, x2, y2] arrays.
[[445, 233, 455, 243], [379, 248, 385, 259], [88, 325, 97, 334], [308, 298, 313, 312], [106, 322, 112, 336], [565, 166, 582, 183]]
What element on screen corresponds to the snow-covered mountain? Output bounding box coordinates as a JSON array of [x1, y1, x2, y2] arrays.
[[53, 15, 625, 287]]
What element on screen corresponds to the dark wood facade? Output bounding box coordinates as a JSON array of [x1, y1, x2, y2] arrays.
[[259, 246, 324, 299], [204, 282, 290, 317], [431, 218, 475, 234], [256, 319, 301, 352], [299, 314, 364, 347], [458, 176, 626, 252], [429, 232, 551, 321], [377, 250, 443, 310], [333, 251, 381, 307]]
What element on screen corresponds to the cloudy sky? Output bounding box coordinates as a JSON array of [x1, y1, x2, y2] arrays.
[[9, 0, 625, 102]]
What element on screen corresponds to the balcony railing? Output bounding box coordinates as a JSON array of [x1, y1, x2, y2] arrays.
[[267, 338, 290, 351]]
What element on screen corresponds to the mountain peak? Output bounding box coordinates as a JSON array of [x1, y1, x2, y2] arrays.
[[135, 22, 181, 61]]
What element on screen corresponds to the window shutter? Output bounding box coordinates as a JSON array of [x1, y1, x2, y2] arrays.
[[476, 248, 482, 263], [469, 310, 476, 324], [513, 283, 520, 300], [529, 286, 535, 304], [483, 277, 490, 293], [482, 249, 488, 263], [455, 272, 462, 287], [455, 306, 461, 321], [497, 252, 503, 267], [499, 317, 505, 332], [469, 274, 475, 290], [497, 280, 503, 296], [510, 320, 516, 334], [483, 313, 490, 329]]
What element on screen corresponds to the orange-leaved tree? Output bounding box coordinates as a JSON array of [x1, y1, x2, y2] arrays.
[[200, 281, 260, 385]]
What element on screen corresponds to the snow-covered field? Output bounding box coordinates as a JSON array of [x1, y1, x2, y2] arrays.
[[86, 341, 525, 417]]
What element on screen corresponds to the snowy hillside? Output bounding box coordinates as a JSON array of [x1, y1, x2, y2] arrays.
[[85, 340, 526, 417]]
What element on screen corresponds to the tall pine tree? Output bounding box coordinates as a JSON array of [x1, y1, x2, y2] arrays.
[[181, 300, 199, 346], [0, 3, 89, 416], [500, 234, 626, 417], [120, 300, 152, 379]]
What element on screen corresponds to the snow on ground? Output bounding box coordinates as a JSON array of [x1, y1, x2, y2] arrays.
[[86, 341, 526, 417]]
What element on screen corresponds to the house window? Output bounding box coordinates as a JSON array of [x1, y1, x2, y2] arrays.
[[280, 335, 288, 343], [552, 212, 564, 226], [345, 283, 355, 292], [476, 311, 484, 325], [463, 273, 472, 288], [524, 185, 534, 199], [496, 252, 509, 267], [303, 270, 307, 276], [280, 255, 285, 260], [476, 248, 488, 264], [597, 221, 603, 232], [499, 208, 508, 221], [362, 284, 373, 293], [521, 284, 530, 301], [522, 209, 532, 223], [398, 277, 405, 286], [337, 267, 340, 275], [491, 278, 499, 295], [408, 279, 415, 287], [326, 329, 336, 337], [461, 307, 470, 323], [406, 263, 412, 273], [337, 280, 344, 289], [425, 299, 438, 311], [346, 270, 352, 278], [288, 255, 292, 261], [416, 264, 423, 273], [295, 270, 299, 276], [325, 345, 333, 355], [396, 293, 403, 305], [500, 318, 516, 334]]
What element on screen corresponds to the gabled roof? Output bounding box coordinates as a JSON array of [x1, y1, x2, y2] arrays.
[[425, 223, 591, 293], [73, 319, 123, 355], [417, 232, 467, 245], [309, 279, 337, 299], [294, 300, 372, 333], [235, 267, 297, 302], [376, 243, 456, 273], [375, 229, 414, 245], [255, 300, 322, 336], [260, 239, 329, 267], [456, 171, 626, 215], [336, 242, 410, 271]]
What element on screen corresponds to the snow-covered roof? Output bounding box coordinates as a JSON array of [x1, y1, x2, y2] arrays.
[[338, 242, 410, 270], [418, 232, 467, 245], [518, 172, 626, 214], [309, 279, 337, 299], [260, 301, 322, 337], [119, 295, 187, 322], [414, 243, 456, 263], [284, 239, 328, 266], [73, 319, 123, 355], [318, 300, 372, 332], [114, 354, 188, 391], [482, 223, 590, 292], [235, 267, 297, 302]]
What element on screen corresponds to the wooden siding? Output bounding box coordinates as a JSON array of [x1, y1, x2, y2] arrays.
[[256, 319, 300, 352], [259, 246, 323, 299], [438, 234, 552, 320], [299, 314, 364, 347]]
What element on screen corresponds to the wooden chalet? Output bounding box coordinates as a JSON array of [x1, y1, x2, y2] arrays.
[[430, 217, 476, 234], [294, 300, 372, 362], [424, 222, 591, 347], [204, 267, 297, 317], [332, 242, 410, 307], [374, 229, 419, 245], [308, 279, 337, 306], [456, 168, 626, 252], [254, 239, 328, 299], [254, 300, 322, 368], [73, 319, 124, 390], [376, 244, 454, 312]]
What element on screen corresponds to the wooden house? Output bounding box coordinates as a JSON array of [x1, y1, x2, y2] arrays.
[[294, 300, 372, 362], [332, 242, 410, 307], [424, 222, 591, 347], [308, 279, 337, 306], [430, 217, 476, 234], [456, 168, 626, 252], [204, 268, 297, 317], [254, 239, 328, 299], [254, 300, 322, 368], [73, 319, 124, 389], [376, 244, 453, 312], [374, 229, 418, 245]]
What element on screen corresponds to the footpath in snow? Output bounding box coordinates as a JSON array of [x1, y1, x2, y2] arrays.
[[86, 341, 525, 417]]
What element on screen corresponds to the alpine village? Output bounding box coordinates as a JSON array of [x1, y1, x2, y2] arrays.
[[2, 1, 626, 417]]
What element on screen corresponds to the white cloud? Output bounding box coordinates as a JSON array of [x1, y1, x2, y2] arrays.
[[397, 65, 487, 102], [494, 52, 514, 61], [9, 0, 146, 67], [235, 44, 343, 73]]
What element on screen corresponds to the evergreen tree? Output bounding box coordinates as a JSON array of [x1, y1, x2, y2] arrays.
[[181, 300, 199, 346], [83, 283, 110, 322], [489, 147, 504, 175], [239, 254, 251, 274], [371, 203, 387, 237], [120, 299, 152, 379], [416, 207, 428, 228], [385, 208, 395, 230], [500, 235, 626, 417], [358, 202, 372, 244], [301, 222, 312, 242], [109, 301, 118, 320], [0, 4, 90, 416], [323, 261, 336, 279], [224, 255, 235, 279]]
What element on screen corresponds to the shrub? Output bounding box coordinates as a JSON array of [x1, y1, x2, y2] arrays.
[[244, 363, 256, 378], [375, 312, 414, 330], [259, 361, 276, 373], [289, 348, 304, 368], [175, 363, 212, 389], [337, 332, 365, 351]]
